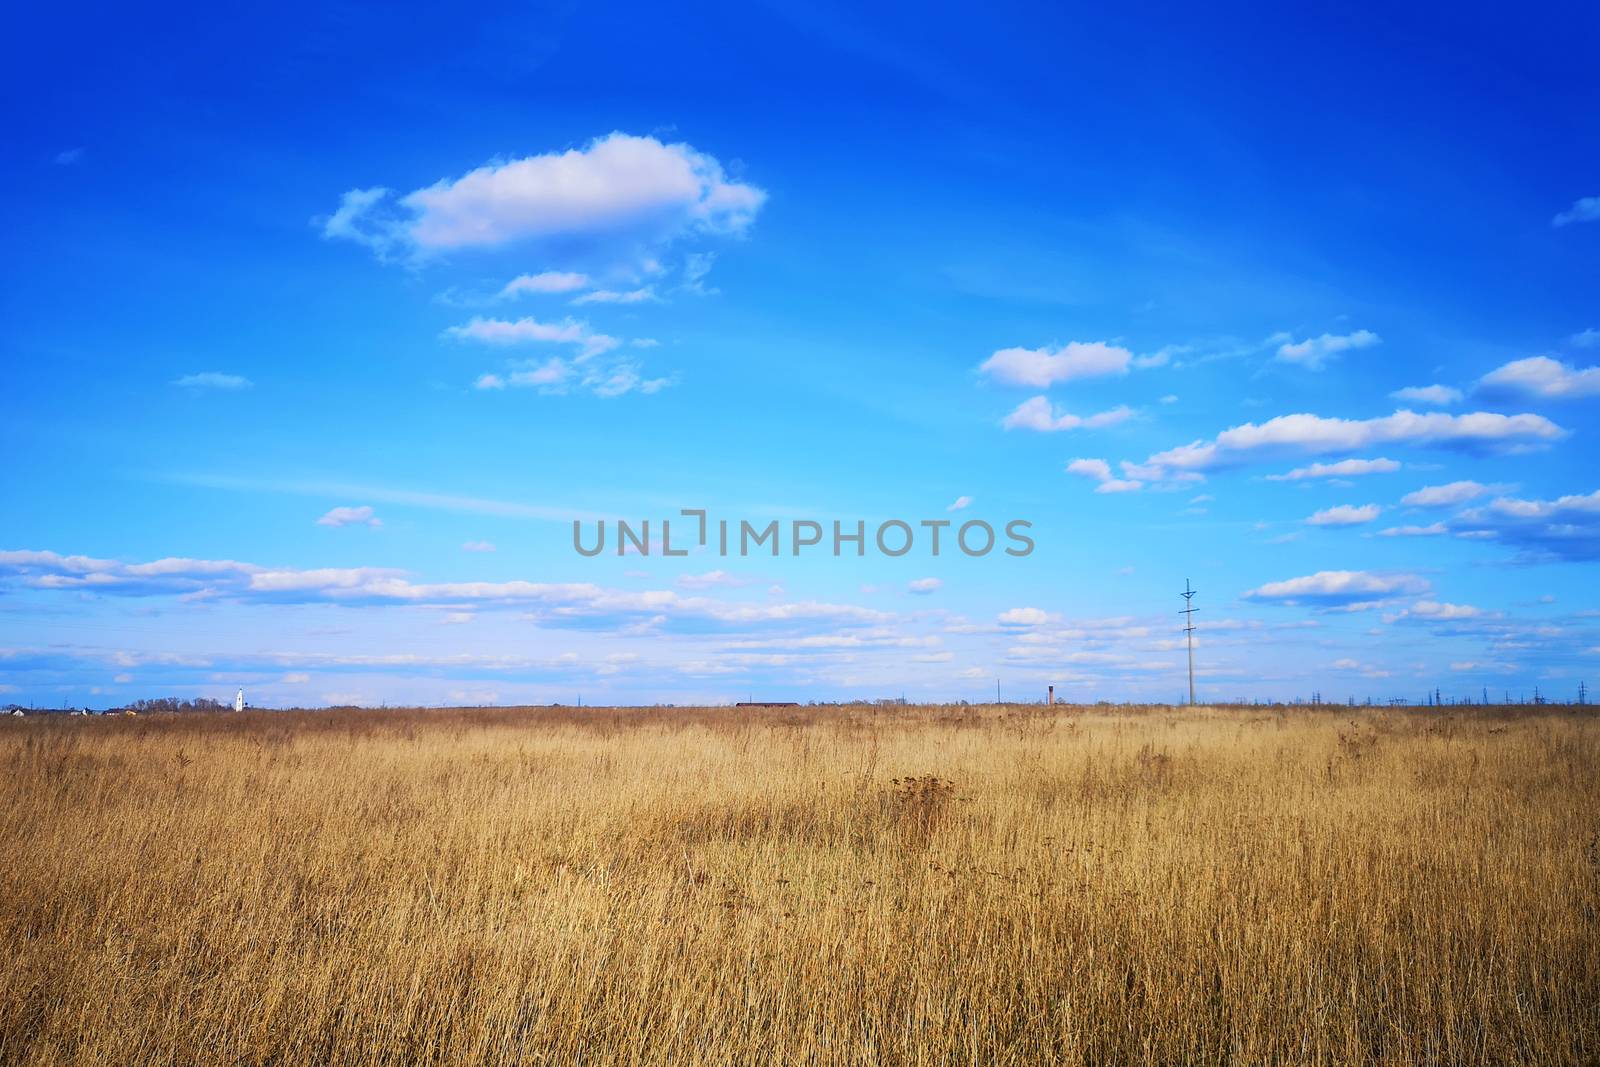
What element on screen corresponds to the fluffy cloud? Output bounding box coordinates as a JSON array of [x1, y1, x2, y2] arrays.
[[1305, 503, 1380, 527], [1266, 458, 1400, 482], [907, 577, 942, 595], [322, 133, 765, 267], [1065, 458, 1142, 494], [1274, 330, 1380, 370], [1243, 570, 1429, 609], [173, 372, 252, 390], [499, 271, 589, 298], [316, 506, 381, 528], [1400, 481, 1489, 508], [1136, 409, 1564, 477], [1476, 356, 1600, 400], [1389, 384, 1461, 406], [978, 341, 1132, 387], [998, 607, 1050, 626], [1552, 196, 1600, 227], [1448, 489, 1600, 562], [1002, 397, 1135, 432]]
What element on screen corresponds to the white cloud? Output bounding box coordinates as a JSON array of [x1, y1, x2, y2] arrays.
[[322, 133, 766, 267], [0, 549, 890, 630], [998, 607, 1050, 626], [448, 317, 668, 397], [1003, 397, 1134, 432], [1065, 457, 1142, 494], [499, 271, 590, 298], [947, 496, 973, 511], [1407, 600, 1481, 620], [1572, 328, 1600, 349], [173, 372, 252, 390], [1449, 489, 1600, 562], [1378, 523, 1447, 538], [907, 577, 942, 595], [1552, 196, 1600, 227], [1477, 356, 1600, 400], [1400, 481, 1489, 508], [462, 541, 496, 552], [1305, 503, 1381, 527], [1389, 384, 1461, 406], [572, 287, 658, 305], [1274, 330, 1380, 370], [1243, 570, 1429, 608], [1138, 409, 1564, 476], [1266, 457, 1400, 482], [677, 570, 744, 590], [316, 506, 381, 528], [443, 316, 619, 356], [978, 341, 1132, 387]]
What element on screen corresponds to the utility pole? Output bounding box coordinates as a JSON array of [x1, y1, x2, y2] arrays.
[[1579, 681, 1588, 706], [1181, 579, 1198, 706]]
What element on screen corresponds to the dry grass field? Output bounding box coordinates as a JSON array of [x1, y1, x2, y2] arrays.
[[1, 703, 1596, 1066]]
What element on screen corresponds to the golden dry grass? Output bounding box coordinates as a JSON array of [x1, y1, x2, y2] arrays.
[[1, 703, 1596, 1066]]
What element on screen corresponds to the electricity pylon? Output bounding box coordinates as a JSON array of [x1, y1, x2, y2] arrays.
[[1181, 579, 1198, 706]]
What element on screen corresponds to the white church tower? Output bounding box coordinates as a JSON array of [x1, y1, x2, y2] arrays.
[[234, 688, 245, 713]]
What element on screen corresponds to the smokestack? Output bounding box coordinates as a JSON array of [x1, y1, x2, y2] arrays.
[[1047, 685, 1054, 705]]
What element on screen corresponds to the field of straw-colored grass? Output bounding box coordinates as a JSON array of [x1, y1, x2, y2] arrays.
[[1, 703, 1596, 1066]]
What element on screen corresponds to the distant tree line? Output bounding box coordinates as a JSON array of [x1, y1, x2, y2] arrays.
[[115, 697, 231, 714]]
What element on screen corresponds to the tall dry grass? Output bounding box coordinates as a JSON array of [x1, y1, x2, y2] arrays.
[[1, 703, 1596, 1065]]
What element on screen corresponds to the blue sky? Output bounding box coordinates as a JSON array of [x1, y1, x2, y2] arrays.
[[3, 2, 1598, 707]]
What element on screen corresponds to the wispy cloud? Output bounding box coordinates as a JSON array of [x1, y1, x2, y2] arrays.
[[1551, 195, 1600, 228], [173, 372, 252, 390], [1389, 384, 1461, 406], [499, 271, 590, 298], [316, 506, 381, 528], [0, 549, 891, 631], [1274, 330, 1379, 370], [1266, 458, 1400, 482], [1002, 398, 1134, 432], [1378, 523, 1447, 538], [165, 473, 596, 523], [1400, 481, 1490, 508], [572, 287, 658, 306], [443, 316, 619, 356], [1305, 503, 1380, 527], [1132, 409, 1564, 478]]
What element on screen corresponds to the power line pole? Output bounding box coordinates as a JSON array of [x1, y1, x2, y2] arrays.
[[1181, 578, 1198, 706]]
